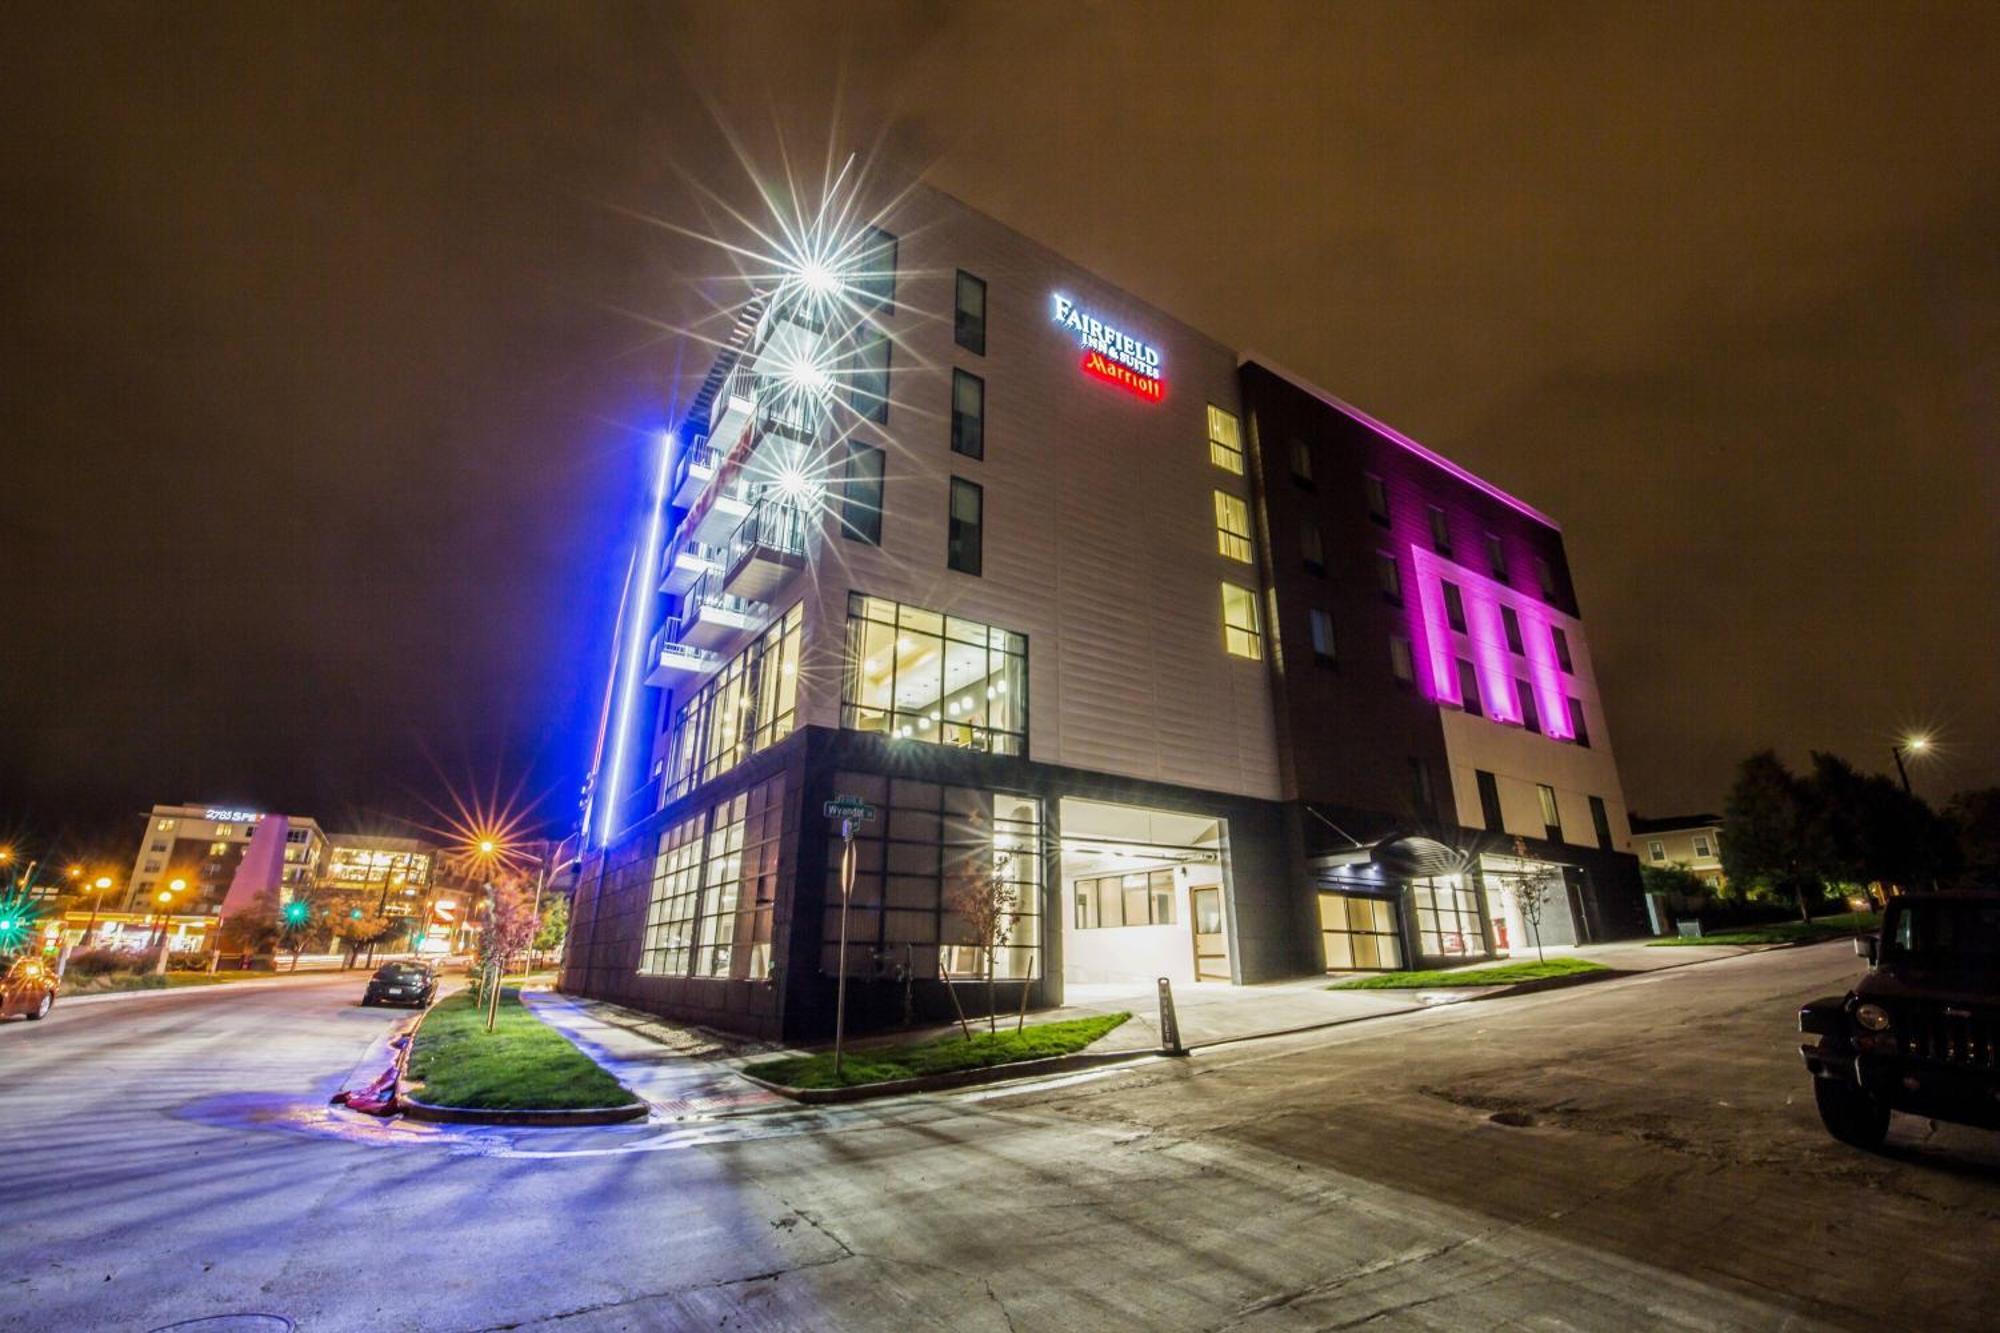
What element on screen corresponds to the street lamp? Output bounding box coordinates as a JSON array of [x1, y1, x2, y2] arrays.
[[81, 875, 114, 948], [1891, 734, 1932, 794], [153, 878, 187, 975]]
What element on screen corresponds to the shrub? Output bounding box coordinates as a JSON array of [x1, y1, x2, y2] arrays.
[[63, 947, 141, 977]]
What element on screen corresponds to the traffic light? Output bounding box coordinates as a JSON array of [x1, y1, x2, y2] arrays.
[[350, 908, 363, 920], [282, 900, 310, 927]]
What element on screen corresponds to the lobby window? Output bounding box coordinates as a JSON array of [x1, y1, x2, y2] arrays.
[[1442, 581, 1467, 633], [1213, 490, 1253, 563], [1377, 551, 1402, 604], [1456, 658, 1482, 717], [1075, 870, 1176, 929], [1309, 609, 1337, 665], [1300, 518, 1325, 574], [1517, 680, 1542, 733], [838, 441, 884, 545], [661, 605, 805, 800], [1501, 605, 1524, 655], [1413, 876, 1484, 957], [1221, 581, 1262, 659], [1485, 531, 1508, 579], [1535, 554, 1558, 601], [1477, 769, 1504, 831], [1364, 474, 1389, 525], [857, 227, 897, 311], [1590, 797, 1615, 851], [1567, 697, 1590, 747], [848, 333, 890, 424], [951, 369, 984, 459], [1320, 894, 1402, 971], [948, 477, 983, 575], [822, 774, 1042, 981], [1410, 757, 1437, 818], [842, 593, 1027, 754], [1552, 625, 1574, 673], [1289, 438, 1314, 487], [1648, 840, 1667, 862], [1693, 833, 1714, 858], [1538, 784, 1563, 842], [1389, 634, 1414, 684], [1428, 505, 1452, 554], [1207, 405, 1244, 474], [954, 269, 986, 354], [639, 774, 786, 982]]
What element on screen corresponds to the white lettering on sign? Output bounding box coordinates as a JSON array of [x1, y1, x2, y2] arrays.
[[203, 808, 262, 823], [1051, 294, 1165, 401]]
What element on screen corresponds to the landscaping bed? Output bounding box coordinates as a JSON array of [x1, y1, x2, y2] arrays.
[[746, 1012, 1133, 1091], [62, 968, 272, 995], [403, 988, 635, 1112], [1647, 910, 1880, 947], [1330, 958, 1610, 990]]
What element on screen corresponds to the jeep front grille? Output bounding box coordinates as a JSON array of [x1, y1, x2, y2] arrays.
[[1900, 1003, 2000, 1070]]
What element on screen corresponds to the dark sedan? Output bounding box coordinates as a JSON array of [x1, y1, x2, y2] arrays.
[[361, 961, 437, 1008]]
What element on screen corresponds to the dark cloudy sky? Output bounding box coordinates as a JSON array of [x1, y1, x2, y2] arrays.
[[3, 2, 1995, 857]]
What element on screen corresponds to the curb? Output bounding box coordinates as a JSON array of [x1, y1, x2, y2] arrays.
[[392, 988, 650, 1127], [739, 1046, 1161, 1105]]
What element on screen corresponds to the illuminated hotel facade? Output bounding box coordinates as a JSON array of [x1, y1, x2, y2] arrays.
[[562, 182, 1646, 1038]]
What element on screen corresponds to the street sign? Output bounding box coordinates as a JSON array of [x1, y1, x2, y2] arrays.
[[823, 796, 878, 823]]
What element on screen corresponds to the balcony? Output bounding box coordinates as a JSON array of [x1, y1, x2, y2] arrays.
[[669, 437, 717, 508], [668, 572, 767, 651], [643, 625, 718, 686], [659, 535, 727, 594], [722, 498, 811, 601], [748, 299, 833, 383], [706, 359, 756, 461]]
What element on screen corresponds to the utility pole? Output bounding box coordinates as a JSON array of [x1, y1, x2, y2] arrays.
[[823, 796, 877, 1079]]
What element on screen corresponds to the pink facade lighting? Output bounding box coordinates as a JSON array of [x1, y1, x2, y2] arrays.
[[1407, 545, 1572, 740]]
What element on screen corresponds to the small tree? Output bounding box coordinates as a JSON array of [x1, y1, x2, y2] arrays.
[[533, 895, 569, 966], [343, 915, 394, 968], [479, 879, 541, 978], [1506, 838, 1558, 963], [945, 856, 1019, 1034], [227, 888, 283, 966]]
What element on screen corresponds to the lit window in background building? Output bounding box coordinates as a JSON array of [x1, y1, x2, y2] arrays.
[[1207, 405, 1244, 474], [1221, 581, 1262, 659], [842, 594, 1026, 754], [662, 604, 804, 801], [1213, 490, 1253, 563]]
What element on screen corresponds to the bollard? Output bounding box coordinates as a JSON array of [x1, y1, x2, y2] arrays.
[[1157, 976, 1185, 1056]]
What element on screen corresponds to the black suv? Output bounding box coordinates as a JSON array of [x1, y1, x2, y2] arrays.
[[1800, 892, 2000, 1149]]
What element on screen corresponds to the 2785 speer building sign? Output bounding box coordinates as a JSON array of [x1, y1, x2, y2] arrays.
[[1051, 293, 1164, 402]]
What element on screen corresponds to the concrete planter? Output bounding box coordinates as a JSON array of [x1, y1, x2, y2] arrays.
[[740, 1046, 1159, 1105]]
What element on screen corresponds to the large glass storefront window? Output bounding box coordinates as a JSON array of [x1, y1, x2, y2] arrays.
[[662, 603, 802, 801], [638, 774, 786, 981], [1411, 875, 1488, 959], [821, 772, 1042, 982], [841, 593, 1026, 754], [1318, 893, 1403, 971]]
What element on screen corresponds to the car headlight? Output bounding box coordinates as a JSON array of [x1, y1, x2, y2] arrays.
[[1854, 1002, 1892, 1032]]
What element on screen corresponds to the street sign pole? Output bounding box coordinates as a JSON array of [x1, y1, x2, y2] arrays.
[[833, 818, 855, 1078]]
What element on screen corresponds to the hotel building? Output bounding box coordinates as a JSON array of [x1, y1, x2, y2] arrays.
[[125, 804, 327, 914], [561, 182, 1646, 1038]]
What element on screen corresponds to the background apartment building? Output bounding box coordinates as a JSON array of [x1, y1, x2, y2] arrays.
[[126, 804, 326, 913]]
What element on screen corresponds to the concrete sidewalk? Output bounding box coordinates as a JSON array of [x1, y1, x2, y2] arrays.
[[520, 991, 789, 1120]]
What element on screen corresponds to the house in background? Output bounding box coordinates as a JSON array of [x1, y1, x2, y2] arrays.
[[1629, 813, 1725, 886]]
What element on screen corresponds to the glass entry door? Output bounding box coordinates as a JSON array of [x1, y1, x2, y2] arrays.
[[1191, 886, 1230, 981]]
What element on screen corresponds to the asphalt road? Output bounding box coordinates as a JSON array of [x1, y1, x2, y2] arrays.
[[2, 945, 1994, 1331]]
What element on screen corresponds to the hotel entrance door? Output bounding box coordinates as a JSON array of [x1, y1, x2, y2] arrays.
[[1191, 886, 1231, 981]]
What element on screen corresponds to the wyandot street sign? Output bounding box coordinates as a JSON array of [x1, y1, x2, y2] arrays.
[[822, 796, 878, 822]]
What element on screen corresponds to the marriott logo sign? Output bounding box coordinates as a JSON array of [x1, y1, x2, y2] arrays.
[[1051, 293, 1164, 402]]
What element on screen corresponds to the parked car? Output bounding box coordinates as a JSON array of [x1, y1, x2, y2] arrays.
[[361, 961, 437, 1008], [1, 954, 59, 1021], [1799, 891, 2000, 1149]]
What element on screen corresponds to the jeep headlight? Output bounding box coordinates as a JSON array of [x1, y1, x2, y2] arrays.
[[1854, 1002, 1892, 1032]]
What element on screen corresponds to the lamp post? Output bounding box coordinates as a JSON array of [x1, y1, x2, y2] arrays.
[[1891, 734, 1931, 795], [81, 876, 114, 948], [152, 879, 186, 976]]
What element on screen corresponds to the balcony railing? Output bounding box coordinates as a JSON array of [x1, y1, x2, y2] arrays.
[[729, 497, 809, 563], [668, 437, 717, 507]]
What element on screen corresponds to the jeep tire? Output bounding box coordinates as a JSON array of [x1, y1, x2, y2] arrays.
[[1814, 1076, 1891, 1150]]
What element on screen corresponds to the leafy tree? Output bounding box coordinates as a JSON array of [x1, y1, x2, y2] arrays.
[[1721, 751, 1825, 922], [1947, 788, 2000, 890], [533, 895, 569, 961], [1640, 862, 1712, 901], [1506, 839, 1559, 963], [343, 915, 395, 967], [226, 888, 283, 963], [945, 855, 1020, 1033], [1807, 752, 1957, 898], [478, 878, 540, 976]]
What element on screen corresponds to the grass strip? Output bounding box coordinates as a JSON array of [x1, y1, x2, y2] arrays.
[[404, 988, 633, 1111], [1330, 957, 1610, 990], [64, 969, 274, 994], [1646, 910, 1880, 947], [746, 1012, 1132, 1090]]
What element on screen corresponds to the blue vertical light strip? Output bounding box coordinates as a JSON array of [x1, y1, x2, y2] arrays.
[[596, 430, 677, 847]]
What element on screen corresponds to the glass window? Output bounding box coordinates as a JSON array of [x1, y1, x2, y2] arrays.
[[1221, 581, 1262, 659], [1213, 490, 1253, 563], [660, 603, 804, 801], [1485, 532, 1508, 579], [1428, 505, 1452, 553], [848, 333, 889, 424], [1300, 519, 1325, 572], [824, 777, 1041, 982], [639, 775, 786, 981], [1413, 876, 1485, 958], [948, 477, 983, 575], [1536, 555, 1558, 600], [857, 227, 897, 311], [1320, 892, 1403, 971], [1410, 757, 1436, 817], [1389, 634, 1414, 683], [1073, 870, 1177, 929], [841, 593, 1026, 755], [950, 368, 984, 459], [1567, 696, 1590, 747], [1501, 606, 1524, 655], [1538, 784, 1563, 842], [838, 441, 884, 545], [1648, 840, 1667, 862], [1693, 833, 1713, 858], [1309, 609, 1337, 663], [954, 270, 986, 354], [1457, 658, 1481, 717], [1477, 769, 1504, 830], [1289, 438, 1314, 485], [1590, 796, 1615, 851], [1552, 626, 1574, 673], [1443, 581, 1467, 632], [1207, 406, 1244, 474], [1518, 679, 1541, 733], [1364, 474, 1389, 524], [1377, 551, 1402, 603]]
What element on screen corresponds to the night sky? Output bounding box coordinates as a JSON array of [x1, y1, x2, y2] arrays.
[[4, 4, 1995, 860]]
